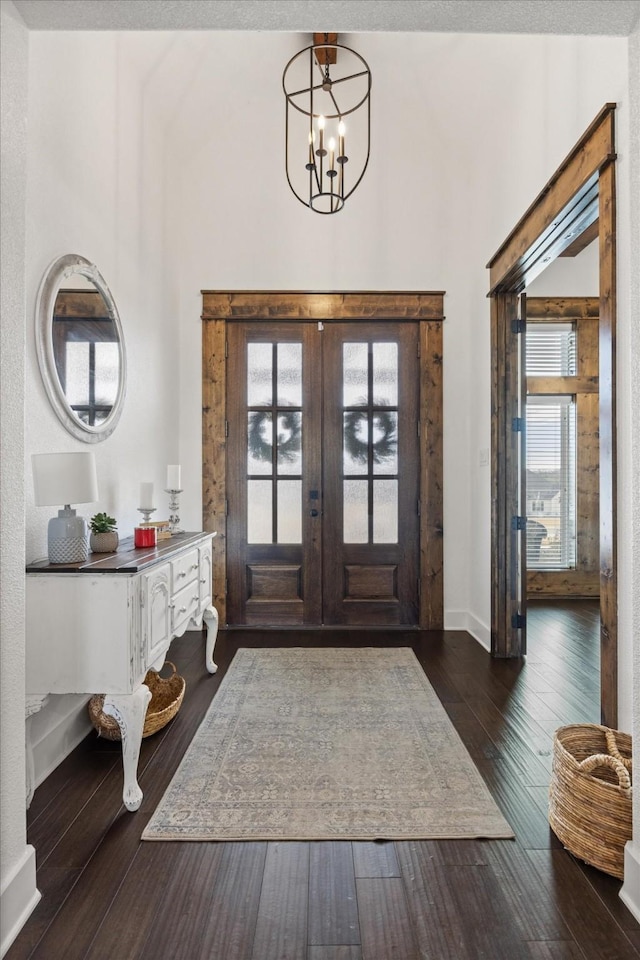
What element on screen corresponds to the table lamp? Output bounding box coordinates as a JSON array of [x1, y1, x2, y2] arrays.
[[32, 452, 99, 563]]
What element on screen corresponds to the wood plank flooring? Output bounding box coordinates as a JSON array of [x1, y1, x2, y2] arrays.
[[8, 600, 639, 959]]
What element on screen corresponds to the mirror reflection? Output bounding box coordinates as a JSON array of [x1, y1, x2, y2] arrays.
[[53, 277, 120, 428]]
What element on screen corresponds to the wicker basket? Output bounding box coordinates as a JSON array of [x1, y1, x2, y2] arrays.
[[549, 723, 632, 879], [88, 661, 186, 741]]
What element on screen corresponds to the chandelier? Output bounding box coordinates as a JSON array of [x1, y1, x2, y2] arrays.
[[283, 33, 372, 214]]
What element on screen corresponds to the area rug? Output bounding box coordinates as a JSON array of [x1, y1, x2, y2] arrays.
[[142, 647, 513, 841]]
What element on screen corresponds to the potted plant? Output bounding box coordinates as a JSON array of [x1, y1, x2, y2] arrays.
[[89, 512, 119, 553]]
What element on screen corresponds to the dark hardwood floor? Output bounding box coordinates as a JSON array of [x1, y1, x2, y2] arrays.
[[9, 601, 639, 959]]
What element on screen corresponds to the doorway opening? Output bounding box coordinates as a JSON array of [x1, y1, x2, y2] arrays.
[[486, 104, 616, 726]]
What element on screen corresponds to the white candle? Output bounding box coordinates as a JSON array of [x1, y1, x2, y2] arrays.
[[166, 464, 181, 489], [139, 481, 154, 509]]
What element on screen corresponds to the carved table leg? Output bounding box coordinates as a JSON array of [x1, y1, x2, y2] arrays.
[[203, 604, 219, 674], [103, 685, 152, 811]]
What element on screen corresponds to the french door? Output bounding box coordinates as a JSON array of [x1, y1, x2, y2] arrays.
[[226, 321, 420, 626]]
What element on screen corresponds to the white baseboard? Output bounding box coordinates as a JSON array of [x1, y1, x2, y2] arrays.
[[620, 841, 640, 923], [0, 845, 40, 959], [444, 610, 491, 651], [30, 694, 91, 791]]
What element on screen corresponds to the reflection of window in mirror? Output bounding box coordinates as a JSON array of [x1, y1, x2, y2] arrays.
[[52, 284, 120, 427]]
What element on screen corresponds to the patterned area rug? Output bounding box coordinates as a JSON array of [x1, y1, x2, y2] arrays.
[[142, 648, 514, 841]]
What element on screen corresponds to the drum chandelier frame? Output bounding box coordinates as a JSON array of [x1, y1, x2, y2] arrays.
[[283, 33, 372, 214]]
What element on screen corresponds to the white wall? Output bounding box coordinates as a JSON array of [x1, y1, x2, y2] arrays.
[[525, 240, 599, 297], [620, 12, 640, 927], [25, 31, 176, 556], [0, 4, 36, 954], [21, 31, 176, 788]]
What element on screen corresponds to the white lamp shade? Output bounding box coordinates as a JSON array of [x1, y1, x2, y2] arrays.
[[32, 452, 99, 506]]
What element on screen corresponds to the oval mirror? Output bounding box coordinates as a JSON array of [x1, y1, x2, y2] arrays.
[[35, 254, 126, 442]]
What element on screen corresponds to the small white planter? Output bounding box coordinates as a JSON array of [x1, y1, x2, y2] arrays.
[[90, 531, 119, 553]]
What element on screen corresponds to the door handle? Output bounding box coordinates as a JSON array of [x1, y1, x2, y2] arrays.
[[310, 508, 319, 518]]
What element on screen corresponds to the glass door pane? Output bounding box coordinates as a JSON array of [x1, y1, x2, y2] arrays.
[[342, 342, 398, 544], [246, 342, 303, 545]]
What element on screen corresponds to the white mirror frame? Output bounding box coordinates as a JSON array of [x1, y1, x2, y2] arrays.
[[35, 254, 127, 443]]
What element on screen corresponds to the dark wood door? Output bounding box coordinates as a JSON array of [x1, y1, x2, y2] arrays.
[[322, 323, 420, 625], [226, 322, 321, 625], [226, 321, 420, 626]]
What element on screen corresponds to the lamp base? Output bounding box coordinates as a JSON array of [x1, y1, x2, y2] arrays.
[[48, 507, 89, 563]]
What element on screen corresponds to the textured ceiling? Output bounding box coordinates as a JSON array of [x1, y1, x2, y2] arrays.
[[12, 0, 640, 35]]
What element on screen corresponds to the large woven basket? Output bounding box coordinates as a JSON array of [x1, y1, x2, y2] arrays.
[[88, 662, 186, 741], [549, 723, 632, 879]]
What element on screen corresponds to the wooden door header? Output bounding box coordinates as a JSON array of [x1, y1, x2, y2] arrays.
[[525, 297, 599, 320], [201, 290, 445, 321], [487, 103, 615, 295]]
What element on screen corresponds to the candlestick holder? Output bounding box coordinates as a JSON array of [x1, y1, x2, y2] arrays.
[[165, 489, 184, 534], [137, 506, 157, 524]]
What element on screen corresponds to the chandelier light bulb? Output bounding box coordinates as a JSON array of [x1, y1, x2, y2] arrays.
[[316, 116, 327, 158], [337, 120, 346, 163]]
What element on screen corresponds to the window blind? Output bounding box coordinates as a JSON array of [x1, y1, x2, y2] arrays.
[[526, 322, 576, 376], [525, 395, 576, 570]]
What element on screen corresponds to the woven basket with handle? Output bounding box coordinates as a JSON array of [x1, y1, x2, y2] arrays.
[[549, 723, 632, 879], [88, 661, 185, 741]]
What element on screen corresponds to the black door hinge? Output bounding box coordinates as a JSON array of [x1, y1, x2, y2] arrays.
[[512, 613, 526, 629], [512, 417, 524, 432], [511, 317, 526, 334], [511, 515, 526, 531]]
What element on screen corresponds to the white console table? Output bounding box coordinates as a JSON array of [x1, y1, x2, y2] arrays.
[[26, 531, 218, 811]]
